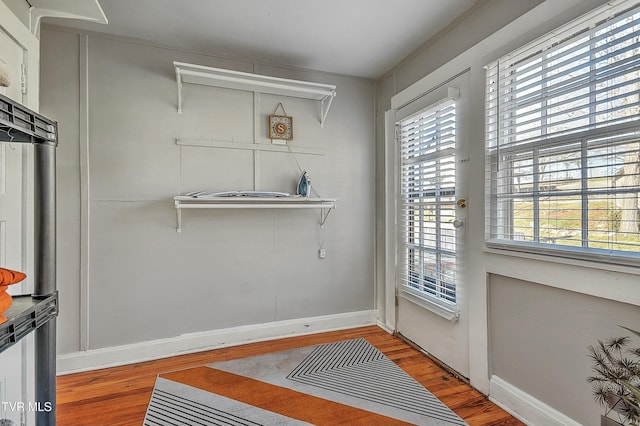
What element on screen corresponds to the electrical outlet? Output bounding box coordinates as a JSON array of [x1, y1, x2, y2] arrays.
[[318, 248, 326, 259]]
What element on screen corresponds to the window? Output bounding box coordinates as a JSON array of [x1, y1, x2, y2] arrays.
[[485, 2, 640, 265], [398, 99, 457, 310]]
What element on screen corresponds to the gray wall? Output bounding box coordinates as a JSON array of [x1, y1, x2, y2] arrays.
[[40, 27, 375, 355], [489, 274, 640, 425]]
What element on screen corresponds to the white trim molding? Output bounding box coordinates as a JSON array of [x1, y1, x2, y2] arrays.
[[29, 0, 108, 35], [490, 375, 582, 426], [57, 310, 378, 375]]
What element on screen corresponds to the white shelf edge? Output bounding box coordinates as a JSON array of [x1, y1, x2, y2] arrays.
[[173, 196, 337, 232], [173, 61, 337, 125], [176, 138, 324, 156]]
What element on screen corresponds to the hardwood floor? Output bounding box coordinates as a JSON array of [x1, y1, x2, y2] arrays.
[[57, 326, 524, 426]]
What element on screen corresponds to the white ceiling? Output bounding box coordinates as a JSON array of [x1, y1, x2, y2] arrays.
[[48, 0, 481, 79]]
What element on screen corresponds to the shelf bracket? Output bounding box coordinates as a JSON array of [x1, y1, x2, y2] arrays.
[[176, 204, 182, 233], [320, 94, 335, 127], [320, 204, 334, 227], [176, 67, 183, 114]]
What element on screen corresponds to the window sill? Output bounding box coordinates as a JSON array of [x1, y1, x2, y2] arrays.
[[483, 243, 640, 307], [399, 288, 460, 322], [484, 240, 640, 276]]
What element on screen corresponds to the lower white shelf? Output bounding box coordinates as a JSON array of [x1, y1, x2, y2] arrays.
[[173, 196, 337, 232]]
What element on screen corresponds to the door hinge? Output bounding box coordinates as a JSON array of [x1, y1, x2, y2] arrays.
[[20, 64, 27, 94]]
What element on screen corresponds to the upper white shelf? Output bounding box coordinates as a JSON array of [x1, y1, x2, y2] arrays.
[[173, 62, 337, 126]]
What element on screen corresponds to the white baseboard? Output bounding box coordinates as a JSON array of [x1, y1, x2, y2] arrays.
[[57, 310, 378, 375], [490, 375, 582, 426]]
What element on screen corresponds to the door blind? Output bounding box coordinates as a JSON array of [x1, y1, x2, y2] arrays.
[[399, 99, 457, 305]]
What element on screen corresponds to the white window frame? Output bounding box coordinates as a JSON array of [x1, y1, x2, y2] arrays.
[[397, 98, 459, 319], [485, 0, 640, 267]]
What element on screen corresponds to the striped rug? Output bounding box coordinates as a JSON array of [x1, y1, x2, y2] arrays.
[[144, 338, 467, 425]]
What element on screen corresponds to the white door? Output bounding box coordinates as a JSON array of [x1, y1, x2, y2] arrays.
[[390, 72, 470, 377]]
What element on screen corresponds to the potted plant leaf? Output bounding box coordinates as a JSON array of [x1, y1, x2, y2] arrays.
[[588, 326, 640, 426]]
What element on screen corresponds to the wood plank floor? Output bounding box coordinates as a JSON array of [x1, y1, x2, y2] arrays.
[[57, 326, 524, 426]]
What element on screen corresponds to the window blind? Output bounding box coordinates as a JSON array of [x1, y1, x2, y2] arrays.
[[485, 1, 640, 263], [399, 99, 457, 305]]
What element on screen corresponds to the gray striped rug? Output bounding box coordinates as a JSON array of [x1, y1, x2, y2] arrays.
[[145, 377, 311, 426], [145, 338, 467, 425]]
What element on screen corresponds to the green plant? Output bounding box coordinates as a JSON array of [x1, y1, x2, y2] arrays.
[[588, 327, 640, 425]]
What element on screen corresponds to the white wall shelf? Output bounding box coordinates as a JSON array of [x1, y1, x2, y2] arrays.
[[173, 61, 337, 126], [174, 196, 336, 233]]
